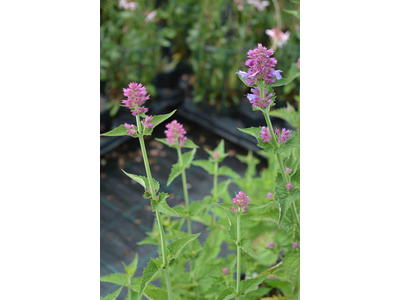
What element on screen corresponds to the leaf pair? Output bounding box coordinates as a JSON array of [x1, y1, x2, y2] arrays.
[[167, 148, 196, 186]]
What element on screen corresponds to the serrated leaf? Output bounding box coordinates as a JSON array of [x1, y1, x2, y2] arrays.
[[275, 132, 300, 156], [218, 166, 240, 178], [100, 273, 129, 286], [283, 251, 300, 287], [143, 110, 176, 135], [101, 125, 138, 137], [241, 237, 257, 258], [192, 160, 215, 174], [238, 127, 261, 139], [189, 200, 208, 216], [139, 260, 160, 297], [167, 233, 201, 260], [102, 287, 123, 300], [182, 148, 196, 168], [239, 274, 268, 295], [144, 286, 169, 299], [151, 193, 179, 216], [121, 170, 146, 187], [216, 288, 236, 300], [167, 149, 196, 186], [269, 104, 299, 129], [167, 161, 182, 186], [123, 254, 138, 277], [276, 183, 299, 225]]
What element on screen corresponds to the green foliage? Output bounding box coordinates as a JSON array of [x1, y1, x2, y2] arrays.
[[216, 288, 236, 300], [276, 181, 300, 226], [156, 138, 199, 149], [239, 275, 268, 295], [143, 110, 176, 136], [167, 149, 196, 185], [100, 124, 138, 137], [121, 169, 160, 198], [269, 103, 300, 129], [144, 286, 169, 299], [192, 160, 215, 174], [139, 260, 160, 298], [283, 251, 300, 288], [100, 273, 130, 286], [100, 287, 122, 300], [167, 233, 201, 262], [151, 193, 179, 216], [218, 166, 240, 178]]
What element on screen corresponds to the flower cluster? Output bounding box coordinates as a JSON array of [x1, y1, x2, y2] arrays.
[[247, 0, 269, 11], [237, 44, 282, 86], [141, 116, 154, 130], [266, 28, 291, 48], [145, 10, 157, 22], [232, 191, 251, 213], [261, 127, 291, 144], [118, 0, 138, 11], [121, 82, 150, 116], [124, 123, 137, 135], [285, 182, 294, 191], [165, 120, 187, 146], [246, 87, 273, 109]]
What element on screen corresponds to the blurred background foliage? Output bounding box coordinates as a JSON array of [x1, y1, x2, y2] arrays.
[[100, 0, 300, 115]]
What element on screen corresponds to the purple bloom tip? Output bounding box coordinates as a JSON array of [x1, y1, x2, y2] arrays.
[[285, 168, 292, 174], [267, 241, 275, 248], [222, 268, 229, 275], [232, 191, 251, 213], [165, 120, 187, 146], [292, 242, 299, 249], [285, 182, 294, 191], [267, 192, 274, 199]]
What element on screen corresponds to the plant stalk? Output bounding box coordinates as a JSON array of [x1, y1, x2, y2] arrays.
[[136, 116, 173, 300], [263, 112, 300, 226], [236, 213, 241, 295], [177, 147, 192, 234], [211, 161, 219, 225]]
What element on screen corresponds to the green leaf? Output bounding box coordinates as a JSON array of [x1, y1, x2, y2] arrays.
[[122, 254, 138, 277], [143, 110, 176, 136], [121, 170, 146, 187], [211, 179, 231, 199], [216, 288, 236, 300], [139, 260, 160, 298], [182, 148, 196, 168], [101, 125, 137, 137], [189, 200, 208, 216], [192, 160, 215, 174], [167, 162, 182, 186], [218, 166, 240, 178], [275, 132, 300, 156], [102, 287, 123, 300], [151, 193, 179, 216], [269, 104, 299, 129], [237, 127, 261, 139], [271, 74, 300, 87], [283, 251, 300, 287], [100, 273, 129, 286], [239, 275, 268, 295], [237, 73, 256, 88], [284, 9, 300, 19], [167, 149, 197, 186], [144, 286, 169, 300], [168, 233, 201, 260], [241, 237, 257, 258], [276, 183, 299, 225]]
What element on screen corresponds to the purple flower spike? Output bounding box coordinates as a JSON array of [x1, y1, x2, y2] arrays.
[[285, 168, 292, 174], [232, 191, 251, 213], [245, 44, 280, 85], [261, 126, 272, 143], [267, 192, 274, 199], [285, 182, 294, 191], [165, 120, 187, 147], [278, 128, 291, 145], [141, 116, 154, 130], [222, 268, 229, 275], [247, 87, 273, 109], [124, 123, 137, 135], [267, 241, 275, 248], [292, 242, 299, 249], [121, 82, 150, 116]]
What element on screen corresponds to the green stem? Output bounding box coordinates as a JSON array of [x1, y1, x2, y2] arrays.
[[236, 213, 241, 295], [136, 115, 173, 300], [211, 161, 219, 226], [177, 147, 192, 234], [271, 0, 282, 30], [128, 278, 131, 300], [263, 112, 300, 227]]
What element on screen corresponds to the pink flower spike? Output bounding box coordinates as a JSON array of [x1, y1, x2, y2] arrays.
[[292, 242, 299, 249], [121, 82, 150, 115], [286, 105, 291, 113], [232, 191, 251, 213], [285, 182, 294, 191], [222, 268, 229, 275], [145, 10, 157, 22], [261, 126, 271, 143], [267, 241, 275, 248], [124, 123, 137, 135], [285, 168, 292, 174], [266, 28, 291, 48], [246, 87, 273, 109], [165, 120, 187, 147], [141, 116, 154, 130], [267, 192, 274, 199]]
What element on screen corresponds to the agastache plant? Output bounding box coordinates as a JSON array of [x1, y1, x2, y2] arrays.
[[237, 43, 300, 297], [101, 82, 201, 300]]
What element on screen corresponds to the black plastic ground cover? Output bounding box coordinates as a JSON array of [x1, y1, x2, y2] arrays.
[[100, 115, 268, 298]]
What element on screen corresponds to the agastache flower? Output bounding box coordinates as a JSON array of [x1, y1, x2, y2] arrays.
[[267, 192, 274, 199], [246, 87, 273, 108], [265, 28, 291, 48], [141, 116, 154, 130], [222, 268, 229, 275], [267, 241, 275, 248], [234, 0, 244, 11], [118, 0, 138, 11], [232, 191, 251, 213], [278, 128, 291, 144], [247, 0, 270, 11], [145, 10, 157, 22], [243, 44, 282, 85], [292, 241, 299, 249], [261, 126, 272, 142], [285, 168, 292, 174], [165, 120, 187, 146], [285, 182, 294, 191], [296, 58, 300, 69], [122, 82, 150, 116], [124, 123, 137, 135], [213, 151, 220, 159]]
